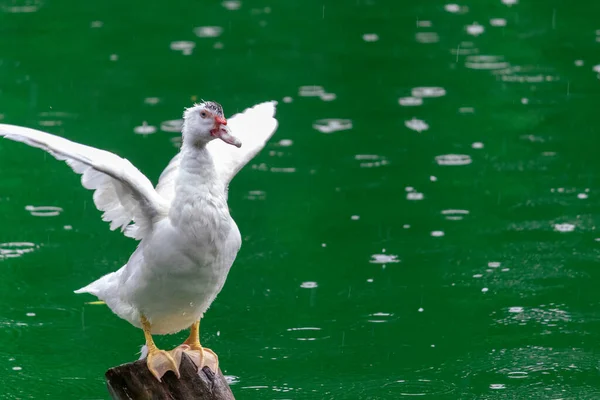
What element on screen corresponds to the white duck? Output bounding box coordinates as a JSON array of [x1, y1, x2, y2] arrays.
[[0, 100, 278, 380]]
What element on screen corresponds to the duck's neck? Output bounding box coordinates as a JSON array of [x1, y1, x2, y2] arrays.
[[170, 142, 228, 228], [178, 142, 219, 186]]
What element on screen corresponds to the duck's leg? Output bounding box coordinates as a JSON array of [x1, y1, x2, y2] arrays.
[[141, 315, 181, 381], [179, 320, 219, 372]]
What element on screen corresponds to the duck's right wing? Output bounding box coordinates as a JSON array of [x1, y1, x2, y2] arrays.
[[0, 124, 169, 240]]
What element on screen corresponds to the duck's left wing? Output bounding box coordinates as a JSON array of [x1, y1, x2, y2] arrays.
[[154, 152, 181, 204], [0, 124, 168, 240]]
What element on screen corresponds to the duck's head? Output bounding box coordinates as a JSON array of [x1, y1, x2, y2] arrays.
[[182, 101, 241, 148]]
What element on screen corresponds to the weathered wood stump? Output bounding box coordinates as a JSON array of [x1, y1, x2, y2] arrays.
[[105, 353, 235, 400]]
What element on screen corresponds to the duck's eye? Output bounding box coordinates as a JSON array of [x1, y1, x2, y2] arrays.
[[200, 111, 208, 119]]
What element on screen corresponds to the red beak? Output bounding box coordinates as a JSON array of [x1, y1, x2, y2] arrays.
[[215, 116, 227, 125]]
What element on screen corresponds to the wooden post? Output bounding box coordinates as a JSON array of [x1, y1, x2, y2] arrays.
[[105, 353, 235, 400]]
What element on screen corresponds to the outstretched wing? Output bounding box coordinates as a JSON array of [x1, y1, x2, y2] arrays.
[[0, 124, 168, 240], [154, 152, 181, 205], [207, 101, 278, 186]]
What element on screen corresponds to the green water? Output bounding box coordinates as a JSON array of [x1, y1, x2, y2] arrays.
[[1, 0, 600, 398]]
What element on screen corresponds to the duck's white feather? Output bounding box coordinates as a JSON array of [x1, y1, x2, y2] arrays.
[[0, 124, 168, 240], [155, 153, 181, 204]]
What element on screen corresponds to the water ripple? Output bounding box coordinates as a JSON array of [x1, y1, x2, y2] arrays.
[[25, 205, 62, 217], [405, 118, 429, 133], [133, 122, 156, 135], [381, 379, 456, 396], [0, 242, 38, 260], [170, 41, 195, 55], [313, 119, 352, 134], [2, 0, 43, 13], [398, 97, 423, 106], [285, 327, 330, 341], [494, 303, 571, 329], [355, 154, 388, 168], [222, 1, 241, 11], [161, 119, 183, 133], [411, 87, 446, 98], [435, 154, 472, 166], [193, 26, 223, 38], [369, 253, 400, 264]]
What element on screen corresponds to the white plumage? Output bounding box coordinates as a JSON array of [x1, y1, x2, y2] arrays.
[[0, 101, 278, 336]]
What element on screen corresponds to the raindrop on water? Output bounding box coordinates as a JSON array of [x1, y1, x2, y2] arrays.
[[435, 154, 472, 166], [554, 223, 575, 232], [313, 119, 353, 134], [398, 97, 423, 106], [362, 33, 379, 42], [193, 26, 223, 38], [411, 87, 446, 98], [466, 22, 485, 36], [134, 122, 157, 135], [405, 118, 429, 133]]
